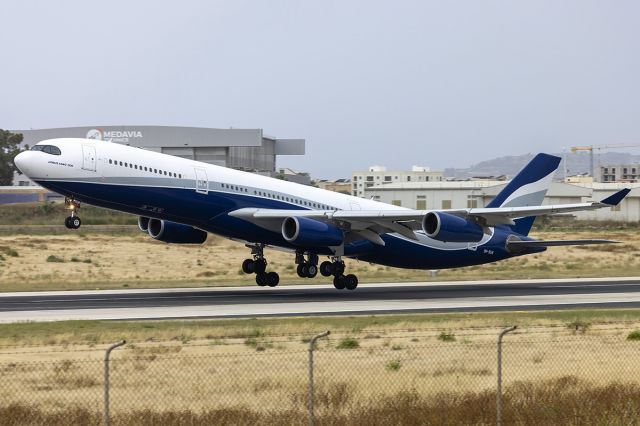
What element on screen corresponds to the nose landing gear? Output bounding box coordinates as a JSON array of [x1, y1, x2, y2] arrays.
[[242, 244, 280, 287], [64, 198, 82, 230]]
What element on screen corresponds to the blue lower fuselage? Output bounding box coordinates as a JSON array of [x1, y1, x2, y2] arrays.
[[36, 180, 542, 270]]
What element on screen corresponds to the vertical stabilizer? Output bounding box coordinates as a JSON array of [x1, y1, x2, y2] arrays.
[[486, 153, 561, 235]]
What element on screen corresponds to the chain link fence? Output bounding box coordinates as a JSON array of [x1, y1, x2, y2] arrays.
[[3, 324, 640, 425]]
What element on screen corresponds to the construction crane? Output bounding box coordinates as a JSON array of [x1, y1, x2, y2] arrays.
[[569, 144, 640, 179]]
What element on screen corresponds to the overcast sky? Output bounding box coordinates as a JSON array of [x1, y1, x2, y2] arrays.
[[1, 1, 639, 178]]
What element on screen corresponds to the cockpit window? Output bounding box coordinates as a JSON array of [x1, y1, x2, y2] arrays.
[[31, 145, 61, 155]]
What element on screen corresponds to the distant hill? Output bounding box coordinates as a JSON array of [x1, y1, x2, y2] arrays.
[[445, 152, 640, 180]]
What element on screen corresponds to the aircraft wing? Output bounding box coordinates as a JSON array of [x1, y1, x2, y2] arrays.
[[228, 188, 630, 245]]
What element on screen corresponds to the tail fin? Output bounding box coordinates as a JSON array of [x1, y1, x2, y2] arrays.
[[486, 153, 561, 235]]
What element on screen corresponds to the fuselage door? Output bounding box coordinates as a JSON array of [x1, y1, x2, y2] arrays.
[[81, 145, 97, 172], [195, 168, 208, 194]]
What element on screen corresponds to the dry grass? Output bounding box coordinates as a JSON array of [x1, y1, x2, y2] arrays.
[[4, 319, 640, 415], [0, 229, 638, 291], [2, 377, 640, 425]]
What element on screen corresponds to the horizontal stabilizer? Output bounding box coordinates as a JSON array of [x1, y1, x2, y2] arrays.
[[507, 239, 618, 248], [600, 188, 631, 206]]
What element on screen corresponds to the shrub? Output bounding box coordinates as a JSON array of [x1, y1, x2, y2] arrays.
[[386, 360, 401, 371], [627, 330, 640, 341], [46, 255, 64, 263], [336, 337, 360, 349], [438, 331, 456, 342], [566, 319, 591, 334]]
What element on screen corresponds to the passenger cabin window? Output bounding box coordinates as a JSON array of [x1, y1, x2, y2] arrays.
[[31, 145, 61, 155]]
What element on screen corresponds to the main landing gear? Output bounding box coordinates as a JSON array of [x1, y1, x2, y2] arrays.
[[242, 244, 280, 287], [320, 257, 358, 291], [64, 198, 82, 230], [296, 252, 319, 278]]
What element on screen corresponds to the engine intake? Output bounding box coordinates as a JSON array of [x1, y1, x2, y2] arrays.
[[282, 216, 343, 247], [138, 216, 150, 232], [422, 212, 484, 243], [147, 219, 207, 244]]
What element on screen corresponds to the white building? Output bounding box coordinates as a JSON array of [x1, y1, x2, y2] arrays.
[[365, 181, 640, 222], [352, 165, 444, 197]]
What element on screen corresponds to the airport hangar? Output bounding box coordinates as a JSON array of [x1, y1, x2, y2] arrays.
[[12, 125, 305, 187]]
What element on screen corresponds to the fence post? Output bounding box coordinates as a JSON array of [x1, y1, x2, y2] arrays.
[[308, 331, 330, 426], [496, 326, 516, 426], [104, 340, 126, 426]]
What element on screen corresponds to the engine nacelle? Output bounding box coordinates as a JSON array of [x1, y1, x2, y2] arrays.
[[282, 216, 343, 247], [147, 219, 208, 244], [422, 212, 484, 243], [138, 216, 150, 232]]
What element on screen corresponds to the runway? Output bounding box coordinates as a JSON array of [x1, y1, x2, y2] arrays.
[[2, 277, 640, 322]]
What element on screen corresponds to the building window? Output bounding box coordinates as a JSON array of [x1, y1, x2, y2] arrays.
[[384, 176, 391, 182], [442, 200, 452, 209], [392, 200, 402, 206], [366, 176, 373, 182], [407, 176, 411, 181], [611, 204, 621, 212], [109, 159, 112, 164], [416, 200, 426, 210], [467, 198, 478, 208]]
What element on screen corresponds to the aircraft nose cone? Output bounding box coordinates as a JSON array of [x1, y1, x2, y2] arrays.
[[13, 151, 27, 174], [13, 151, 36, 178]]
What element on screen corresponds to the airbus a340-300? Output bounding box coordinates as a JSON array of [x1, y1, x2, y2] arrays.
[[14, 139, 629, 290]]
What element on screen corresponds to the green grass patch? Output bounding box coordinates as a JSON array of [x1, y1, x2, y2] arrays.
[[336, 337, 360, 349], [627, 330, 640, 341], [438, 331, 456, 342], [46, 255, 64, 263]]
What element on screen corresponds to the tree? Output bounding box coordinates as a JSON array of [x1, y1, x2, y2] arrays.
[[0, 130, 25, 186]]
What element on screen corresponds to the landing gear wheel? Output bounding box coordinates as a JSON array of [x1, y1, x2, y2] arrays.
[[71, 217, 81, 229], [65, 216, 81, 229], [307, 264, 318, 278], [266, 272, 280, 287], [253, 259, 267, 274], [333, 262, 345, 276], [242, 259, 255, 274], [320, 261, 333, 277], [333, 275, 346, 290], [297, 264, 307, 278], [345, 274, 358, 290], [256, 273, 267, 286]]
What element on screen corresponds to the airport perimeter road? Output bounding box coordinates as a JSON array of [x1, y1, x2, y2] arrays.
[[2, 277, 640, 322]]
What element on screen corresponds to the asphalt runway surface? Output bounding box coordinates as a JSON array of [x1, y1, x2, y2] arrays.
[[2, 277, 640, 322]]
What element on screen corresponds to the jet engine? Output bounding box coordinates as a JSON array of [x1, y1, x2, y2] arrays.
[[282, 216, 343, 247], [147, 219, 208, 244], [138, 216, 150, 232], [422, 212, 484, 243]]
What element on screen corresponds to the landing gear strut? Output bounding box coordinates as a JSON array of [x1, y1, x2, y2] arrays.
[[242, 244, 279, 287], [323, 257, 358, 290], [64, 198, 81, 229]]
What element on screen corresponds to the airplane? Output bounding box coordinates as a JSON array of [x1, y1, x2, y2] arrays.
[[13, 138, 630, 290]]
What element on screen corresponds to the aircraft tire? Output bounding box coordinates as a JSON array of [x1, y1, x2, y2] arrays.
[[71, 217, 81, 229], [242, 259, 254, 274], [256, 273, 268, 286], [267, 272, 279, 287], [297, 264, 307, 278], [345, 274, 358, 290], [333, 275, 346, 290], [320, 261, 332, 277], [307, 264, 318, 278], [253, 259, 267, 274], [64, 216, 73, 229]]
